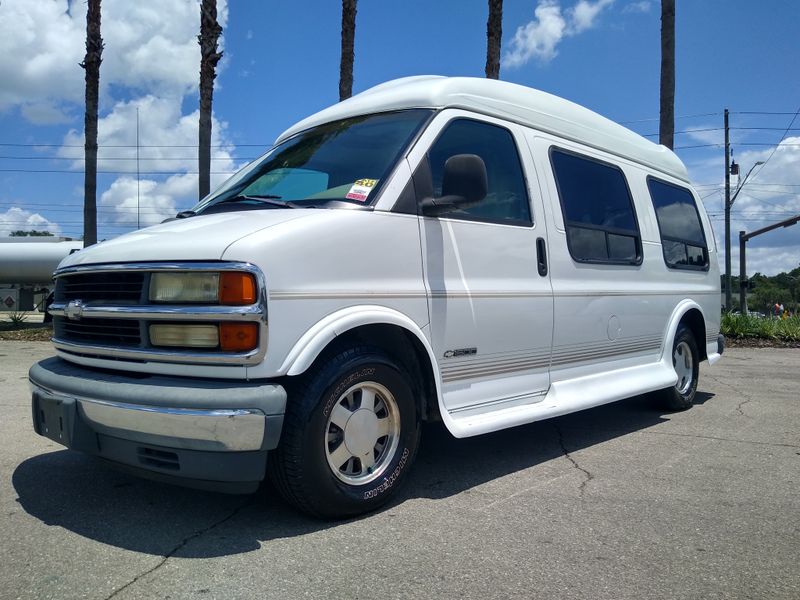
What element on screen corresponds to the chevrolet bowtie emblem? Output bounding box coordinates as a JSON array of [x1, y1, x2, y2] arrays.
[[64, 300, 85, 321]]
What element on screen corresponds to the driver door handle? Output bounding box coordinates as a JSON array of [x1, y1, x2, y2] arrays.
[[536, 237, 548, 277]]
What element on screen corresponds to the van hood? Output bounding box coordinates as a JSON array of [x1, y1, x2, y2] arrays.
[[58, 210, 315, 268]]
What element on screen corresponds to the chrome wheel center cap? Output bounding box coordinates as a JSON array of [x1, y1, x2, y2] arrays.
[[343, 409, 379, 458]]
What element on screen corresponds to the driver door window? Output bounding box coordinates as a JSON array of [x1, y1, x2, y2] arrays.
[[427, 119, 532, 226]]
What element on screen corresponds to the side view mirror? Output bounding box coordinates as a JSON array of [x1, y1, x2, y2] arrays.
[[421, 154, 488, 216]]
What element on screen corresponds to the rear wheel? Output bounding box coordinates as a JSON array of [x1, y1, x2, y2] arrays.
[[268, 345, 420, 519], [660, 325, 699, 411]]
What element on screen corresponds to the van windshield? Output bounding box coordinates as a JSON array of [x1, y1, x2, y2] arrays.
[[193, 109, 432, 214]]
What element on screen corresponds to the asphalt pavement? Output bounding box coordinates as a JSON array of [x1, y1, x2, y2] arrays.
[[1, 342, 798, 600]]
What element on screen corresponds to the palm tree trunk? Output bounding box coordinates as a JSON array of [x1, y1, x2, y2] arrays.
[[81, 0, 103, 246], [339, 0, 358, 101], [198, 0, 223, 200], [485, 0, 503, 79], [659, 0, 675, 149]]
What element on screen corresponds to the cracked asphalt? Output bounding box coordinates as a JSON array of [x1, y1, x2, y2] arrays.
[[1, 342, 798, 600]]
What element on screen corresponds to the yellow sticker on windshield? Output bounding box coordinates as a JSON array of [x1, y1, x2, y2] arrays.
[[345, 179, 379, 202]]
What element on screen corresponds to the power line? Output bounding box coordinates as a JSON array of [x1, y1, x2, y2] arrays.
[[732, 127, 800, 131], [0, 169, 236, 175], [674, 144, 720, 149], [674, 142, 800, 149], [0, 143, 269, 148], [750, 105, 800, 182], [617, 111, 722, 124], [0, 156, 249, 161], [733, 111, 800, 115], [640, 127, 723, 138], [737, 142, 800, 147]]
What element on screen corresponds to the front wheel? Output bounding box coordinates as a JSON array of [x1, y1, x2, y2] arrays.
[[659, 325, 700, 411], [268, 346, 420, 518]]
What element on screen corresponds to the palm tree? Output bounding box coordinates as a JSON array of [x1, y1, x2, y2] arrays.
[[659, 0, 675, 149], [339, 0, 358, 101], [80, 0, 103, 246], [198, 0, 223, 200], [485, 0, 503, 79]]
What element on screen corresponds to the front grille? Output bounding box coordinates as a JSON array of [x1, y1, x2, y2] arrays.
[[54, 316, 142, 347], [50, 263, 264, 365], [55, 272, 145, 303]]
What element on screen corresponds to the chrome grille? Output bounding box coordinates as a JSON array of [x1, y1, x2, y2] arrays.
[[53, 317, 142, 347], [49, 262, 266, 366], [55, 272, 145, 303]]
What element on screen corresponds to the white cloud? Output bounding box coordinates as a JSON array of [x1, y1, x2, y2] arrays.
[[568, 0, 615, 34], [687, 136, 800, 276], [58, 94, 239, 226], [20, 101, 74, 125], [0, 0, 237, 234], [502, 0, 614, 68], [622, 1, 651, 14], [99, 174, 199, 227], [0, 0, 228, 118], [0, 207, 62, 237], [58, 95, 236, 175], [0, 0, 84, 112], [503, 2, 567, 67]]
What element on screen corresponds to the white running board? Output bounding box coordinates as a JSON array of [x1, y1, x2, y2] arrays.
[[443, 359, 677, 438]]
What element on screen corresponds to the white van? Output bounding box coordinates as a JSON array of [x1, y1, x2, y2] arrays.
[[29, 76, 723, 518]]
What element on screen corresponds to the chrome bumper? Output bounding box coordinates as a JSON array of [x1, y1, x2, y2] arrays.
[[29, 357, 286, 454], [31, 383, 266, 452]]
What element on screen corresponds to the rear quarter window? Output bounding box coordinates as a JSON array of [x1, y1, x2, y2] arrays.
[[550, 148, 642, 265], [647, 177, 709, 270]]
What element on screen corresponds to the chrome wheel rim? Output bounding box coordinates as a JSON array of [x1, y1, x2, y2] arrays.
[[673, 341, 694, 395], [324, 381, 401, 485]]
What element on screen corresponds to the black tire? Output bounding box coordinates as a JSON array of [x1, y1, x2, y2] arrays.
[[659, 325, 700, 411], [268, 345, 420, 519]]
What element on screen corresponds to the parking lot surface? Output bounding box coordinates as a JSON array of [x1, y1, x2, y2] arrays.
[[1, 342, 798, 600]]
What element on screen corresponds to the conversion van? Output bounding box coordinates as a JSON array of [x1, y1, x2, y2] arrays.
[[29, 76, 723, 518]]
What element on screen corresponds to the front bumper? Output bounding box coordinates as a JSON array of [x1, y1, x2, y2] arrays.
[[29, 357, 287, 493]]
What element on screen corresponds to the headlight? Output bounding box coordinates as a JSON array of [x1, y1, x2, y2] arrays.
[[150, 272, 219, 303], [149, 271, 256, 304]]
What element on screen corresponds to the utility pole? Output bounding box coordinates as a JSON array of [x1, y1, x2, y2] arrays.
[[739, 215, 800, 313], [723, 108, 732, 310]]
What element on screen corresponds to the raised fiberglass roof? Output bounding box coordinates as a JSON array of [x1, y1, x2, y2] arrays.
[[276, 76, 689, 183]]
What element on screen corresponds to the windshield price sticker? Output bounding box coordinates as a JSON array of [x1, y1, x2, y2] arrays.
[[345, 178, 379, 202]]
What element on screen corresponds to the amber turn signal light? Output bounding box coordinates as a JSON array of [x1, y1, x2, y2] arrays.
[[219, 272, 257, 305], [219, 322, 258, 352]]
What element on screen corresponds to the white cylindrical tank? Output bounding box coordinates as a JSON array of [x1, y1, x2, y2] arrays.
[[0, 240, 84, 284]]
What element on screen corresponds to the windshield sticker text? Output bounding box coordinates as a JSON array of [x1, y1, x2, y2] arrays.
[[345, 179, 379, 202]]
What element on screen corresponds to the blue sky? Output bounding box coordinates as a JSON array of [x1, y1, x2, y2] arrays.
[[0, 0, 798, 275]]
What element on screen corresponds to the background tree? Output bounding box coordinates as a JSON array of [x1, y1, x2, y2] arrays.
[[339, 0, 357, 101], [485, 0, 503, 79], [659, 0, 675, 149], [198, 0, 223, 200], [9, 231, 55, 237], [80, 0, 103, 246]]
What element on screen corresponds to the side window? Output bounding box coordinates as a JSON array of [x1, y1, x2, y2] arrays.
[[550, 148, 642, 264], [647, 177, 709, 269], [427, 119, 532, 226]]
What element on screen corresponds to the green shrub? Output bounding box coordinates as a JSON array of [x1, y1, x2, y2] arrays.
[[8, 311, 28, 327], [721, 312, 800, 341]]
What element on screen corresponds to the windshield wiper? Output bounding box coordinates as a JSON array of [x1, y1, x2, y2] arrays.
[[222, 194, 298, 208]]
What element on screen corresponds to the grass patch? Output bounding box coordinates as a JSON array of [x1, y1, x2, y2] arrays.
[[722, 312, 800, 342], [0, 320, 52, 341]]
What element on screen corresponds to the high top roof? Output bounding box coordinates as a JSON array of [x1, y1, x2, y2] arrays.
[[277, 76, 689, 183]]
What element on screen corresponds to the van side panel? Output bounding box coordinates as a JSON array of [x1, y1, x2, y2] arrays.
[[526, 130, 720, 385]]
